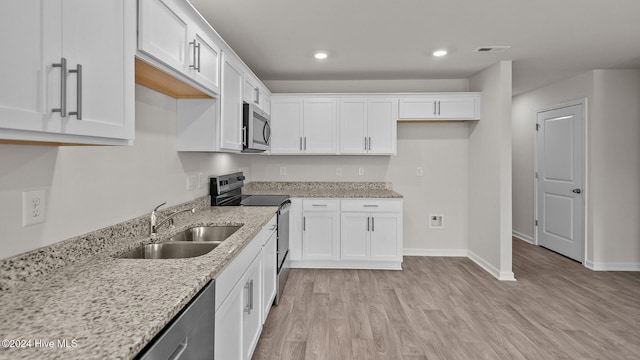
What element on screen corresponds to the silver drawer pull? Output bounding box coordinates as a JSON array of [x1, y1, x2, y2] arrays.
[[69, 64, 82, 120], [311, 204, 328, 207], [363, 205, 379, 207], [52, 58, 67, 117]]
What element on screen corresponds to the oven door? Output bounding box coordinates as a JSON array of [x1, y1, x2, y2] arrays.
[[242, 103, 270, 153]]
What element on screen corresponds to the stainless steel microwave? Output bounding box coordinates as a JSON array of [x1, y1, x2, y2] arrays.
[[242, 102, 271, 153]]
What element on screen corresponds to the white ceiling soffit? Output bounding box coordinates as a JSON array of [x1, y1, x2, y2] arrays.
[[189, 0, 640, 95]]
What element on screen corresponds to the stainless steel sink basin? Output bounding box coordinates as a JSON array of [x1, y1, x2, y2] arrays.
[[118, 242, 217, 259], [167, 225, 241, 243]]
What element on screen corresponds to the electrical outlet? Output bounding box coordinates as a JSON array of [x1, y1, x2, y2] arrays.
[[280, 166, 286, 176], [358, 168, 364, 176], [23, 189, 46, 226], [417, 167, 424, 177], [336, 168, 342, 176], [198, 173, 206, 189], [186, 173, 197, 191], [430, 214, 444, 228]]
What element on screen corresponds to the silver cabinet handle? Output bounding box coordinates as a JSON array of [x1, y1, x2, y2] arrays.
[[304, 137, 307, 150], [311, 204, 328, 207], [189, 40, 200, 71], [300, 137, 303, 151], [433, 101, 436, 116], [438, 101, 441, 115], [368, 137, 372, 151], [363, 205, 379, 207], [52, 58, 67, 117], [364, 137, 367, 151], [69, 64, 82, 120], [372, 217, 375, 232], [249, 279, 254, 311], [303, 216, 306, 231], [244, 281, 251, 313], [367, 216, 370, 231]]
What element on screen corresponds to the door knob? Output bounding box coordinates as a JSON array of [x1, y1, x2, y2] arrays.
[[572, 188, 582, 194]]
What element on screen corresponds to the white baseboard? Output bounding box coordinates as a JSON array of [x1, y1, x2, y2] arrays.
[[585, 260, 640, 271], [403, 248, 467, 257], [467, 250, 516, 281], [512, 230, 534, 244]]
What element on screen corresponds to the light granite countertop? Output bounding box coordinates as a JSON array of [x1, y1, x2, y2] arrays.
[[0, 205, 278, 360], [242, 181, 403, 198]]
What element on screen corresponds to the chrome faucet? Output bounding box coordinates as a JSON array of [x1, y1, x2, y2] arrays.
[[150, 202, 196, 236]]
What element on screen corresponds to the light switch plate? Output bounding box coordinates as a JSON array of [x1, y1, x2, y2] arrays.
[[23, 189, 46, 226]]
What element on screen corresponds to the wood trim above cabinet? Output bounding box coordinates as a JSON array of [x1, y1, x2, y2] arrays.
[[135, 58, 211, 99]]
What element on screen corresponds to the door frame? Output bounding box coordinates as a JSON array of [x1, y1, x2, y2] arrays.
[[533, 98, 588, 263]]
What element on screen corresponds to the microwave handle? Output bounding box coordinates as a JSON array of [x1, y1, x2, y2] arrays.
[[242, 126, 247, 146], [263, 122, 271, 143]]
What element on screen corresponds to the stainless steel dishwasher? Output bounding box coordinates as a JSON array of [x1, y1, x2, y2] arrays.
[[137, 280, 215, 360]]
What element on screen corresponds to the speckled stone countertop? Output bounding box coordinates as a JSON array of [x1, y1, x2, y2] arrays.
[[0, 204, 277, 360], [242, 181, 403, 198]]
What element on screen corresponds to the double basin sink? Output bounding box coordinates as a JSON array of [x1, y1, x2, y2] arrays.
[[118, 226, 241, 259]]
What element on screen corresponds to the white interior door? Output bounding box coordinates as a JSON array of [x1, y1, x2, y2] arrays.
[[536, 103, 585, 262]]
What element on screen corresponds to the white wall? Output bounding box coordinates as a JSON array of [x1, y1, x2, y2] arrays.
[[258, 78, 471, 254], [590, 70, 640, 267], [511, 69, 640, 269], [468, 61, 514, 280], [0, 85, 249, 259]]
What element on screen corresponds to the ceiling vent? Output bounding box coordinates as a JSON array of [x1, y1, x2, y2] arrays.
[[474, 46, 511, 53]]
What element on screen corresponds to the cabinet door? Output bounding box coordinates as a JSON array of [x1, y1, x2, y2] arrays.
[[215, 278, 244, 360], [270, 98, 303, 154], [262, 231, 277, 324], [367, 98, 397, 155], [190, 29, 221, 95], [244, 72, 259, 105], [438, 96, 479, 120], [260, 89, 271, 116], [220, 53, 244, 151], [302, 212, 339, 260], [138, 0, 188, 74], [339, 98, 367, 154], [242, 254, 263, 360], [0, 0, 61, 133], [340, 213, 370, 260], [303, 98, 337, 154], [398, 97, 438, 119], [288, 198, 303, 261], [370, 213, 401, 261], [61, 0, 133, 140]]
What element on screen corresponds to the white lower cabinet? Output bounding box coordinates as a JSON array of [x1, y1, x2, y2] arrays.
[[291, 198, 403, 269], [261, 216, 278, 324], [215, 218, 273, 360], [302, 199, 340, 261]]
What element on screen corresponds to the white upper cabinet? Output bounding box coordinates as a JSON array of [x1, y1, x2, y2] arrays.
[[270, 96, 337, 154], [0, 0, 134, 145], [138, 0, 221, 96], [220, 52, 244, 151], [398, 93, 480, 120], [339, 97, 397, 155]]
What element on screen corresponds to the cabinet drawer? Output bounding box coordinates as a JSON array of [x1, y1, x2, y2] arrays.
[[340, 199, 402, 213], [215, 232, 262, 312], [303, 199, 339, 211]]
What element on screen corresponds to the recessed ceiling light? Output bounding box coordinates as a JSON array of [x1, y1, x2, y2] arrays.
[[433, 49, 448, 57], [314, 52, 328, 60]]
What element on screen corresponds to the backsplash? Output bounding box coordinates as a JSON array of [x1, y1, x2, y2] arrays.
[[0, 197, 210, 291]]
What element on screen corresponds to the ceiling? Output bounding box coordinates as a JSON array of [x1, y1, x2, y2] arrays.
[[189, 0, 640, 95]]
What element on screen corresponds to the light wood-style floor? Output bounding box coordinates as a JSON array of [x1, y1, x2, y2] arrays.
[[253, 239, 640, 360]]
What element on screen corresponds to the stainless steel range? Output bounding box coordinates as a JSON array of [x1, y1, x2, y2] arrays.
[[210, 172, 290, 305]]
